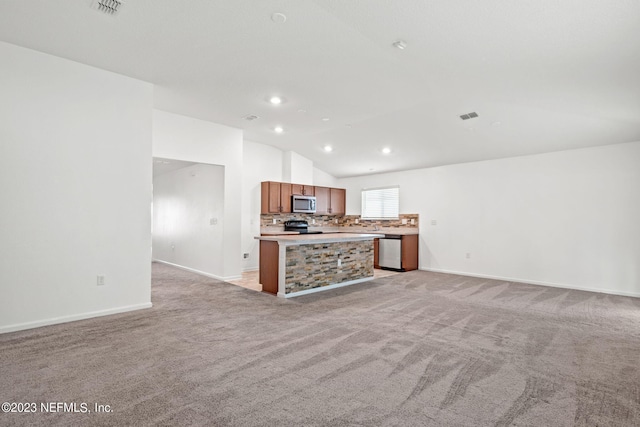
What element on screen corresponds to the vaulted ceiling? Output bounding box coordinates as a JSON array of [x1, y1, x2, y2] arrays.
[[1, 1, 639, 177]]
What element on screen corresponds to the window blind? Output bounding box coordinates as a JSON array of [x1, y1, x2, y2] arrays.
[[361, 186, 399, 219]]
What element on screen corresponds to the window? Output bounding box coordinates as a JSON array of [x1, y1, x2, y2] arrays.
[[361, 186, 399, 219]]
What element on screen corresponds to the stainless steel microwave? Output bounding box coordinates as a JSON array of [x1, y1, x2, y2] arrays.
[[292, 195, 316, 213]]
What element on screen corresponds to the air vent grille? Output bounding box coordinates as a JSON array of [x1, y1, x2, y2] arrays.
[[97, 0, 122, 14], [243, 114, 260, 121], [460, 111, 479, 120]]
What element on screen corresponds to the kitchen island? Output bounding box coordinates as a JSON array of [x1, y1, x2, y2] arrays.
[[255, 233, 384, 297]]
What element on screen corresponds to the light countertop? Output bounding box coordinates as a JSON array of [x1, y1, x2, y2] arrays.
[[260, 226, 419, 236], [255, 233, 385, 245]]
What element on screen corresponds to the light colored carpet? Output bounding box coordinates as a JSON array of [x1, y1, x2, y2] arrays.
[[1, 263, 639, 426]]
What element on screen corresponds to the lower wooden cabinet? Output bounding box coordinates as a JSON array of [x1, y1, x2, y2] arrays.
[[373, 238, 380, 269], [400, 234, 419, 271]]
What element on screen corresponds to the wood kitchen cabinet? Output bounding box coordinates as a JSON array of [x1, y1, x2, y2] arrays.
[[373, 238, 380, 269], [315, 186, 346, 215], [401, 234, 419, 271], [261, 181, 292, 213], [291, 184, 315, 196], [315, 186, 330, 214], [261, 181, 345, 215], [330, 188, 345, 215]]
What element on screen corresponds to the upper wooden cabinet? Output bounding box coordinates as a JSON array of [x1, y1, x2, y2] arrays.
[[261, 181, 292, 213], [291, 184, 315, 196], [330, 188, 346, 215], [314, 186, 346, 215], [315, 186, 330, 214], [261, 181, 345, 215]]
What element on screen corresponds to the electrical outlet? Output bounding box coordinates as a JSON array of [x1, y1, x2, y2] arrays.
[[401, 218, 408, 225], [355, 218, 359, 224], [97, 275, 105, 286], [335, 219, 338, 224], [431, 220, 437, 225], [466, 253, 471, 259], [410, 218, 415, 225], [272, 218, 277, 224], [243, 253, 249, 259], [209, 218, 218, 225], [337, 259, 342, 267], [312, 219, 316, 224]]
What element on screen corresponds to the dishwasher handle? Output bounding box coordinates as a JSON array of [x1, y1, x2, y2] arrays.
[[382, 234, 402, 239]]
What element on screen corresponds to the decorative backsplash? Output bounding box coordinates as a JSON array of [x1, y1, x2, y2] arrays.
[[260, 213, 418, 228], [342, 214, 419, 228], [261, 213, 342, 227]]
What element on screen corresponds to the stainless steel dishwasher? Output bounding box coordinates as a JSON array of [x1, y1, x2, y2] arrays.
[[378, 235, 402, 270]]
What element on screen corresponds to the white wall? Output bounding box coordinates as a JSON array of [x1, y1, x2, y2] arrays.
[[242, 140, 284, 271], [153, 164, 225, 277], [313, 167, 338, 188], [338, 142, 640, 297], [0, 42, 153, 333], [282, 151, 313, 184], [152, 109, 243, 280]]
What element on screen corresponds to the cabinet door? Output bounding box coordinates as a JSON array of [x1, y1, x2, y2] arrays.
[[330, 188, 346, 215], [261, 181, 282, 213], [280, 183, 292, 213], [315, 186, 330, 214], [291, 184, 315, 196], [401, 234, 419, 271], [373, 238, 380, 269]]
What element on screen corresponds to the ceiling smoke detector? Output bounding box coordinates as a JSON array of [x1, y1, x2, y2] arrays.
[[271, 13, 287, 24], [460, 112, 479, 120], [96, 0, 122, 14]]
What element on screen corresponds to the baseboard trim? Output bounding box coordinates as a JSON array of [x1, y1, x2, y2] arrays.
[[420, 267, 640, 298], [0, 302, 153, 335], [153, 259, 241, 282], [242, 267, 259, 273], [277, 276, 374, 298]]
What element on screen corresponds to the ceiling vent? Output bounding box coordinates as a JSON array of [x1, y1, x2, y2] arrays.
[[460, 112, 479, 120], [243, 114, 260, 121], [96, 0, 122, 15]]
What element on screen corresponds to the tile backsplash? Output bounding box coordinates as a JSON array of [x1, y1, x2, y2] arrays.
[[342, 214, 418, 228], [261, 213, 418, 228]]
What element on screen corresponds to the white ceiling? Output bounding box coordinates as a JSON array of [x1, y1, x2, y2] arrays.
[[1, 1, 639, 178]]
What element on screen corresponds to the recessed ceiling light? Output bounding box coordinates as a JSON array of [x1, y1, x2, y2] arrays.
[[274, 126, 284, 133], [345, 124, 352, 128], [298, 109, 307, 113], [392, 40, 407, 50], [269, 96, 282, 105], [322, 117, 330, 121], [491, 121, 502, 127], [323, 145, 333, 152], [382, 147, 391, 154], [271, 12, 287, 24]]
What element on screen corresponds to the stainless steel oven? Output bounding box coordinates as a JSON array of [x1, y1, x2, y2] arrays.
[[292, 195, 316, 213]]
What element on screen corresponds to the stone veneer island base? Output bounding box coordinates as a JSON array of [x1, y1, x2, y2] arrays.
[[255, 233, 384, 297]]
